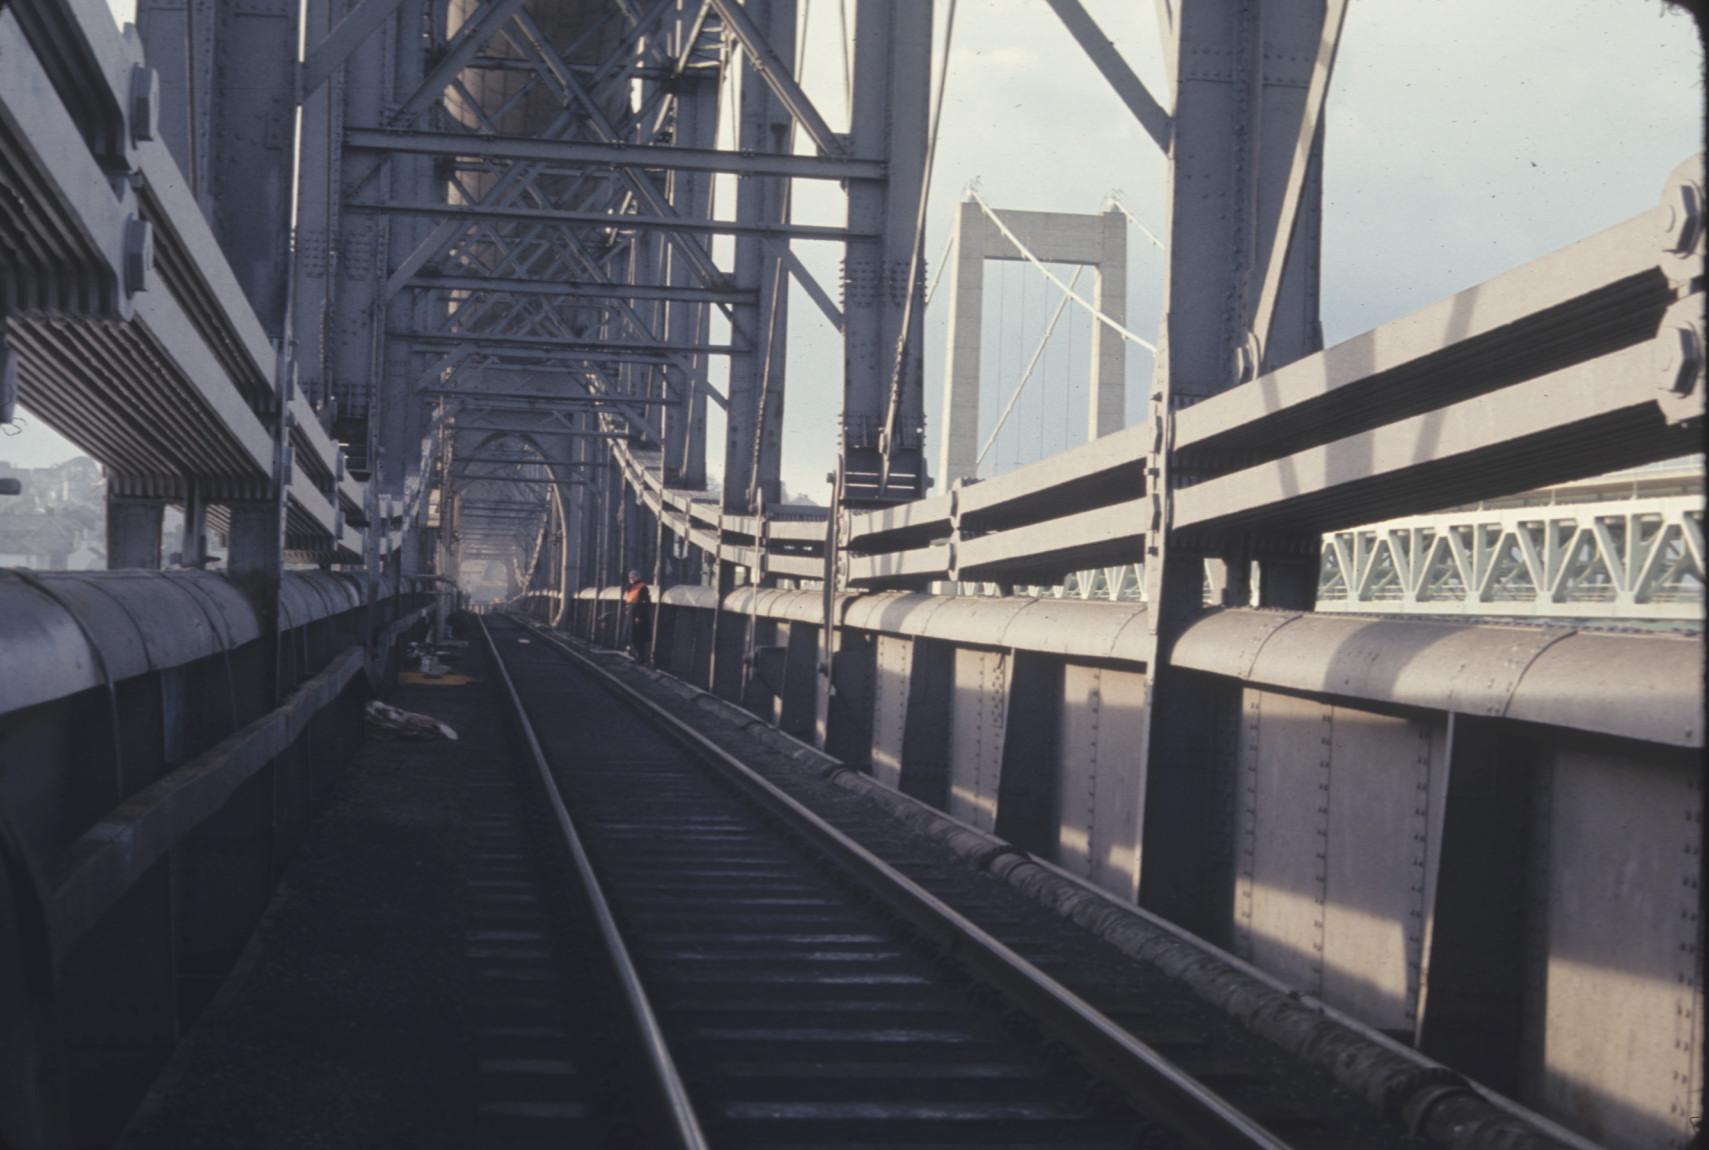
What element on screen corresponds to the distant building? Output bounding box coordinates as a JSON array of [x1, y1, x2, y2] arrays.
[[0, 456, 108, 569]]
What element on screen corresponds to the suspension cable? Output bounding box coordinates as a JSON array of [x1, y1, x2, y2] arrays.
[[977, 264, 1085, 470], [923, 233, 955, 306], [1103, 192, 1166, 250], [967, 185, 1157, 354]]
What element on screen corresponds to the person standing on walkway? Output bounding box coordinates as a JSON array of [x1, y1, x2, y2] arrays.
[[623, 569, 652, 658]]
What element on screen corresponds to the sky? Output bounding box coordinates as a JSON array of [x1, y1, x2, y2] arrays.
[[6, 0, 1701, 500]]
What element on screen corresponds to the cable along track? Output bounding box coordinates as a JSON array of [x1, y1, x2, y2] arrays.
[[481, 614, 1294, 1150]]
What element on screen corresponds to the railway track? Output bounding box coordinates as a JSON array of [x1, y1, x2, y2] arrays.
[[480, 612, 1326, 1150]]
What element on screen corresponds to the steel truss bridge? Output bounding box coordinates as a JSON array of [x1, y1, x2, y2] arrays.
[[0, 1, 1702, 1149]]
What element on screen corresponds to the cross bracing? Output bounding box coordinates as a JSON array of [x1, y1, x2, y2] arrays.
[[1316, 460, 1707, 620]]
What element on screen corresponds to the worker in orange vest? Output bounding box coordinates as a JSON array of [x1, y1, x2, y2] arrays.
[[623, 569, 652, 657]]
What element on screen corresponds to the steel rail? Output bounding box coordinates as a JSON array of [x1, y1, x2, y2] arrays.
[[475, 618, 709, 1150], [510, 616, 1296, 1150]]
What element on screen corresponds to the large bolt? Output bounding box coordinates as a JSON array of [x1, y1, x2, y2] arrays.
[[129, 65, 158, 146], [123, 216, 153, 295], [1654, 298, 1706, 426], [1661, 179, 1703, 257], [1656, 320, 1702, 396]]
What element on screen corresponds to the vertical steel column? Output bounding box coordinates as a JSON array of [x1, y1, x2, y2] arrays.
[[1135, 0, 1331, 932], [1089, 207, 1128, 439], [631, 232, 668, 446], [139, 0, 298, 336], [137, 0, 216, 208], [711, 0, 795, 690], [722, 0, 794, 511], [561, 441, 585, 615], [325, 0, 400, 467], [104, 497, 164, 570], [178, 480, 208, 567], [935, 199, 986, 490], [380, 1, 435, 577], [293, 0, 344, 411], [843, 0, 932, 502], [664, 71, 719, 489]]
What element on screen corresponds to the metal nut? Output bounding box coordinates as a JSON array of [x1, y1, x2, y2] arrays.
[[129, 65, 158, 146], [1657, 320, 1702, 397], [1662, 180, 1703, 256], [123, 216, 153, 295]]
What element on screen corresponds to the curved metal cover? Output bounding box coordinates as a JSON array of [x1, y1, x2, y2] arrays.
[[1169, 609, 1302, 680], [25, 571, 234, 680], [0, 574, 103, 713], [877, 596, 1032, 649], [1178, 609, 1702, 748], [276, 576, 316, 631], [167, 572, 262, 648], [282, 572, 362, 629], [1509, 630, 1702, 747], [999, 599, 1148, 661], [1239, 614, 1572, 718], [660, 585, 719, 609], [840, 591, 941, 634], [0, 569, 374, 718]]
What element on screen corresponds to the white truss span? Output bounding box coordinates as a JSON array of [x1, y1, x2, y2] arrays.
[[1316, 463, 1705, 620]]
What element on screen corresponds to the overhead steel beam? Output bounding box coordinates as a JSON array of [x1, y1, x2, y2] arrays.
[[411, 273, 750, 305], [431, 389, 678, 406], [399, 330, 736, 356], [344, 128, 885, 181], [350, 199, 870, 241], [453, 475, 592, 487], [440, 378, 657, 426], [451, 423, 636, 438], [410, 344, 685, 367]]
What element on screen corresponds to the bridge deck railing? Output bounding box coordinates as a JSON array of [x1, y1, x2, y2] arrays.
[[583, 160, 1701, 598], [533, 152, 1706, 1150]]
